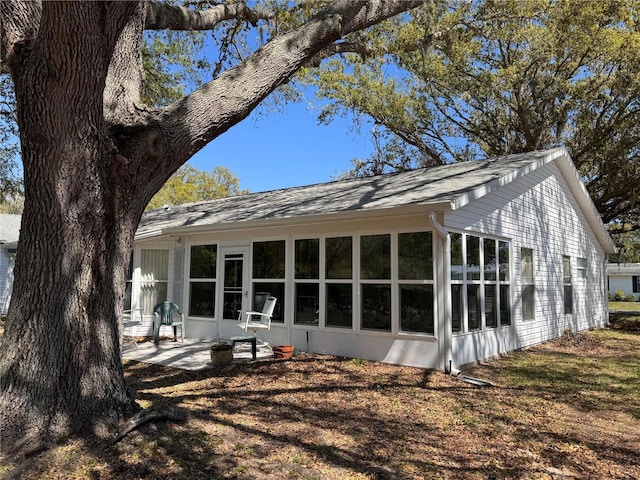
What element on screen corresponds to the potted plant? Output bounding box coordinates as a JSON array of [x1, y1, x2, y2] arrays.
[[210, 340, 233, 366], [272, 345, 294, 359]]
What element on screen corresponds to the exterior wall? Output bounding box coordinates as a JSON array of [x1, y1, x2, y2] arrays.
[[129, 161, 609, 370], [0, 250, 15, 315], [131, 214, 444, 369], [608, 275, 639, 300], [445, 162, 608, 367]]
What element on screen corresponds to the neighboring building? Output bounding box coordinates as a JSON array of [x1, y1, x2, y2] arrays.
[[607, 263, 640, 301], [127, 147, 615, 370], [0, 214, 21, 315]]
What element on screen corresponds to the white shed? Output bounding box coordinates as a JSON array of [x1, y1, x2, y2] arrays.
[[128, 147, 616, 370]]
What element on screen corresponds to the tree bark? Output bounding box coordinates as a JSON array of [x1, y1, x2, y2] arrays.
[[0, 0, 425, 456], [0, 1, 145, 455]]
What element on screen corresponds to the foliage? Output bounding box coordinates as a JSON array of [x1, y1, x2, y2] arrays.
[[141, 30, 210, 107], [306, 0, 640, 228], [146, 165, 248, 211], [608, 222, 640, 262]]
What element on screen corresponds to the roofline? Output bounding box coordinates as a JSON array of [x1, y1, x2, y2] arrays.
[[553, 150, 617, 254], [451, 147, 566, 210], [452, 147, 615, 254], [134, 147, 616, 255], [136, 201, 455, 240]]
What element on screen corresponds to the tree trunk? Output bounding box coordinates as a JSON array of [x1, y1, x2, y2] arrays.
[[0, 0, 426, 456], [0, 2, 144, 455]]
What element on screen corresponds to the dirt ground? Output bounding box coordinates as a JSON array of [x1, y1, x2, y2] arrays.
[[2, 328, 639, 479]]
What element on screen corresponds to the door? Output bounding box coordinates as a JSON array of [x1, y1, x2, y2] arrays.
[[220, 247, 249, 322]]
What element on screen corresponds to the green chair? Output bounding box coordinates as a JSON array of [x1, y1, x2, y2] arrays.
[[153, 302, 185, 346]]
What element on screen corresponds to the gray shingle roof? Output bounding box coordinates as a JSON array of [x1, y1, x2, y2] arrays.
[[607, 263, 640, 275], [135, 147, 574, 239]]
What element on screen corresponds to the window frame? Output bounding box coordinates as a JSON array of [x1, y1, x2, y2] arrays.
[[397, 231, 434, 335], [325, 236, 354, 329], [563, 255, 573, 315], [188, 244, 218, 318], [521, 247, 535, 321], [359, 233, 392, 332], [251, 239, 286, 323], [294, 238, 320, 326], [449, 232, 512, 334]]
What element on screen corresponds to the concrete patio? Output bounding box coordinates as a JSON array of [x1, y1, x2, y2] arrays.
[[122, 339, 274, 370]]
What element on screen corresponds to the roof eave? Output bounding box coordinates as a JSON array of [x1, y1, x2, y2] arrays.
[[137, 200, 455, 240]]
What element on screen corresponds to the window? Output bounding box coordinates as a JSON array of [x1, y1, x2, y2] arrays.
[[577, 257, 587, 279], [521, 248, 535, 321], [450, 233, 463, 332], [253, 240, 285, 279], [498, 241, 511, 326], [563, 256, 573, 315], [189, 245, 217, 317], [295, 238, 319, 325], [466, 235, 481, 330], [450, 234, 511, 333], [361, 234, 391, 331], [398, 232, 434, 334], [484, 239, 497, 328], [252, 240, 285, 322], [326, 236, 353, 328], [633, 276, 639, 294], [140, 249, 169, 314]]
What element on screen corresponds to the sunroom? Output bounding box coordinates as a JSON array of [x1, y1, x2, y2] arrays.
[[126, 148, 614, 370]]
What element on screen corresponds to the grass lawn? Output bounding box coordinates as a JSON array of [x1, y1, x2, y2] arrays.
[[1, 328, 639, 479], [609, 301, 640, 312]]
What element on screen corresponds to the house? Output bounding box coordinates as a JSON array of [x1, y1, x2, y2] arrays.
[[0, 214, 21, 315], [127, 147, 616, 370], [607, 263, 640, 301]]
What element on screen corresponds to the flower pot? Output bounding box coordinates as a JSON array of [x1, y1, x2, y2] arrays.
[[210, 344, 233, 366], [272, 345, 294, 359]]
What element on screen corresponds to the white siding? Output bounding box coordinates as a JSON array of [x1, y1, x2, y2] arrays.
[[608, 275, 639, 300], [0, 250, 15, 315], [446, 162, 607, 366]]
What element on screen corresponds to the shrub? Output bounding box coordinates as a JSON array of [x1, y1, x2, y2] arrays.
[[624, 294, 638, 302], [614, 289, 627, 301], [608, 291, 614, 301]]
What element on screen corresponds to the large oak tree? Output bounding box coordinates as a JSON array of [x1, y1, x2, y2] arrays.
[[307, 0, 640, 228], [0, 0, 424, 456]]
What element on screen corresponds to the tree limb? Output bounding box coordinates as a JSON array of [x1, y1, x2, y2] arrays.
[[155, 0, 426, 172], [107, 407, 188, 444], [307, 41, 375, 67], [144, 1, 272, 30]]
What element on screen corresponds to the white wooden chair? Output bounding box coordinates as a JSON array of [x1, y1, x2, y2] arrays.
[[237, 296, 277, 336]]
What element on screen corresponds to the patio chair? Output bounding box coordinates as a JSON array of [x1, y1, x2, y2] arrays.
[[153, 302, 185, 346], [237, 296, 277, 336]]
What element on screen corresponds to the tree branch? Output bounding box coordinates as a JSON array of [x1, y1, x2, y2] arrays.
[[144, 1, 271, 30], [156, 0, 426, 171], [307, 41, 375, 67]]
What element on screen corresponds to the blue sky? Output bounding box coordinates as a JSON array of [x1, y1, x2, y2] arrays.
[[187, 99, 374, 193]]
